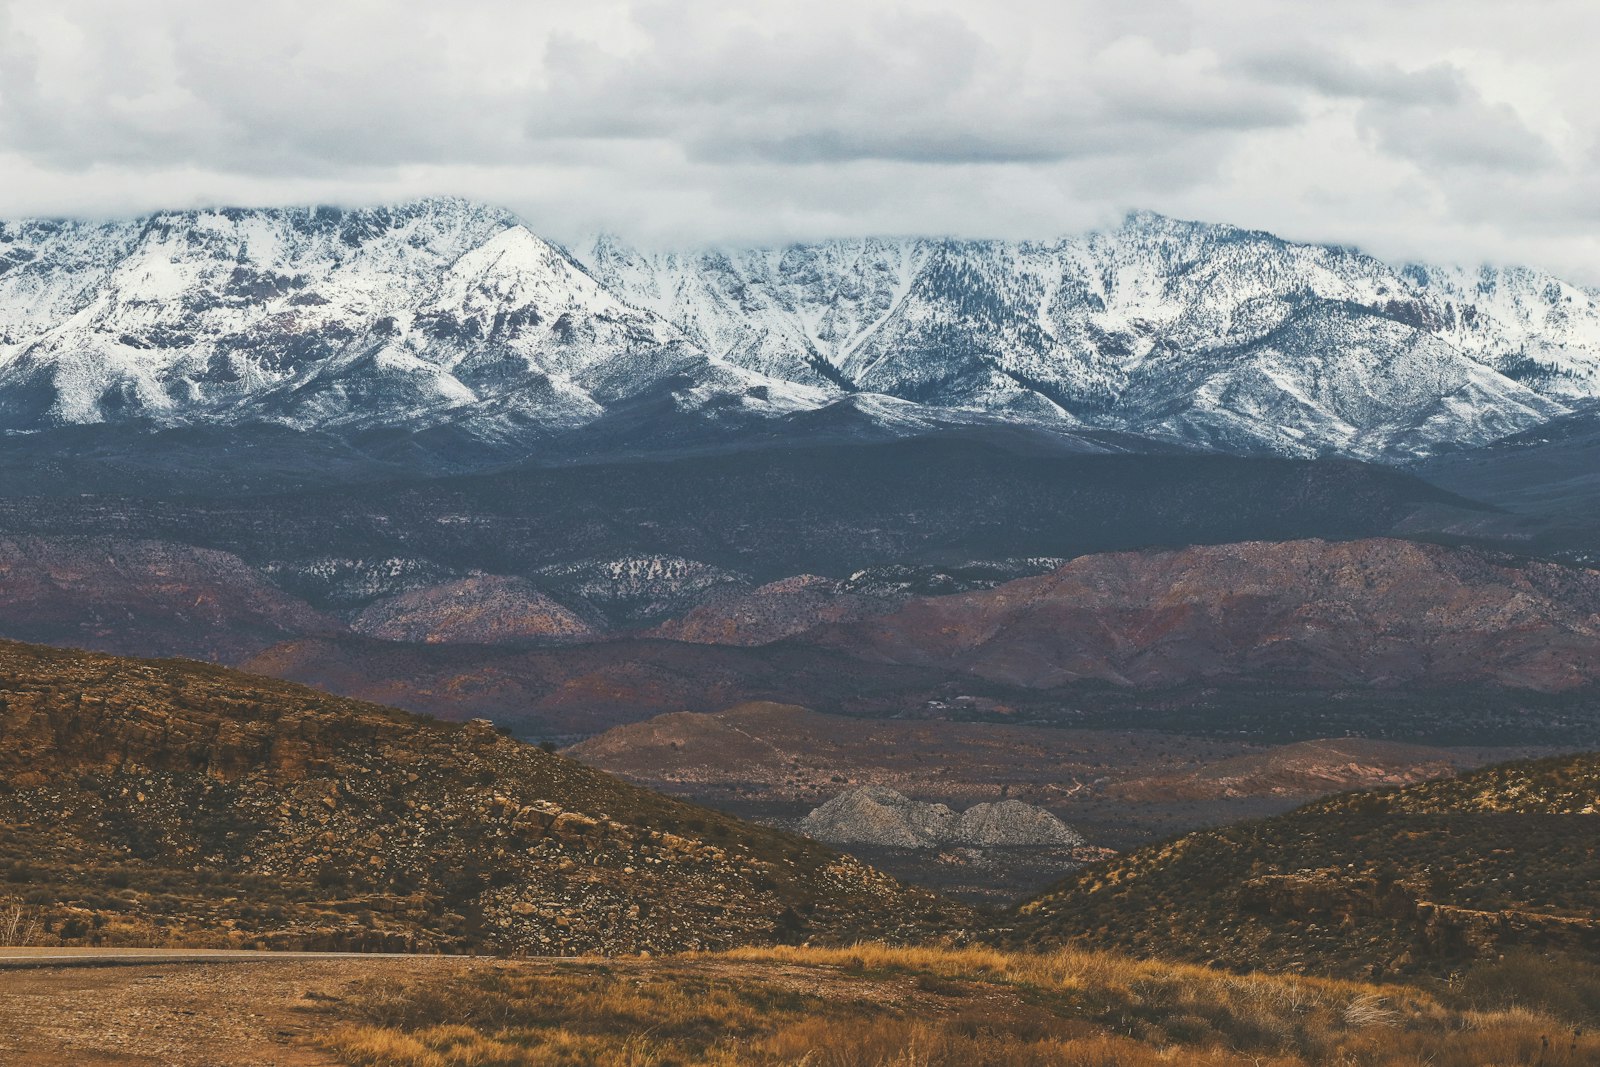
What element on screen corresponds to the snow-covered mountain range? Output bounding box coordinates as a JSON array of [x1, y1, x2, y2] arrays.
[[0, 200, 837, 449], [3, 196, 1598, 460]]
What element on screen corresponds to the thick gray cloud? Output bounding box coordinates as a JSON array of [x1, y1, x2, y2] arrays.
[[1242, 47, 1558, 174], [0, 0, 1596, 280]]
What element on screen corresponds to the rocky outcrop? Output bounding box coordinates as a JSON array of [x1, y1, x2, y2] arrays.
[[1240, 871, 1600, 961], [1413, 902, 1600, 959], [1237, 871, 1425, 924], [801, 787, 1083, 850]]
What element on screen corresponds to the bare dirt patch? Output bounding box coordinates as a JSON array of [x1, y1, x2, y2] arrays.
[[0, 957, 477, 1067]]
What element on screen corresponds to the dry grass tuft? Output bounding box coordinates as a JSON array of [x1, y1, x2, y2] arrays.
[[321, 943, 1600, 1067], [0, 904, 43, 947]]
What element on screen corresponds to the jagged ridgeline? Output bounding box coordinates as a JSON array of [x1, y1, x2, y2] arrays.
[[1008, 751, 1600, 977], [4, 199, 1600, 467], [0, 640, 965, 953]]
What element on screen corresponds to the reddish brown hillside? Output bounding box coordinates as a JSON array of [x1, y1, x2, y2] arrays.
[[349, 574, 597, 645], [1104, 738, 1466, 802], [646, 576, 905, 646], [242, 635, 943, 735], [813, 538, 1600, 692], [567, 702, 1254, 805], [0, 535, 335, 661]]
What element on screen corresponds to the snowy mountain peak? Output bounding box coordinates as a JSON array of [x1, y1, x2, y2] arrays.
[[582, 215, 1600, 457], [2, 200, 1600, 461], [0, 199, 706, 436]]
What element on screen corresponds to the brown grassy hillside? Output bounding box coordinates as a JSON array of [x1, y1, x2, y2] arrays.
[[321, 943, 1600, 1067], [1011, 752, 1600, 977], [0, 639, 966, 954]]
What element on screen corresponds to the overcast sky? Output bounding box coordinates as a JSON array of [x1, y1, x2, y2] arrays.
[[2, 0, 1597, 280]]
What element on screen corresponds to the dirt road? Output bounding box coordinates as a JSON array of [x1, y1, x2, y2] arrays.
[[0, 948, 460, 969], [0, 954, 478, 1066]]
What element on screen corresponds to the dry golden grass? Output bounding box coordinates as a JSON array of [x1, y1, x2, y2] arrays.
[[322, 943, 1599, 1066]]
